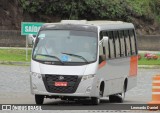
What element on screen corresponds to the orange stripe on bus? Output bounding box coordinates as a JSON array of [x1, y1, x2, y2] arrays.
[[153, 76, 160, 80], [152, 89, 160, 92], [98, 61, 106, 69], [153, 83, 160, 86], [129, 56, 138, 76]]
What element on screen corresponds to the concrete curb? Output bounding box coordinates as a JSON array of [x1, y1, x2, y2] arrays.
[[138, 65, 160, 69], [139, 51, 160, 54]]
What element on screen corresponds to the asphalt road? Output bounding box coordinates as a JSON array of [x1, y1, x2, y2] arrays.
[[0, 65, 160, 111]]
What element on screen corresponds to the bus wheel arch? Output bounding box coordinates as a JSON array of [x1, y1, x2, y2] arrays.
[[109, 78, 128, 103], [124, 78, 128, 92], [100, 81, 105, 97], [91, 81, 104, 105]]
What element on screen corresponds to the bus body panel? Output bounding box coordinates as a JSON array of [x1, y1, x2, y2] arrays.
[[30, 21, 138, 101], [96, 57, 137, 97], [30, 60, 99, 97], [127, 76, 137, 91], [127, 56, 138, 90], [97, 57, 130, 96]]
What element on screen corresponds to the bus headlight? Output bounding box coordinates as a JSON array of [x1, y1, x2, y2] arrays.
[[31, 72, 42, 79], [82, 74, 95, 81]]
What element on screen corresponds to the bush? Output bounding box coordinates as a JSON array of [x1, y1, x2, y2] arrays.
[[19, 0, 129, 20], [19, 0, 159, 23]]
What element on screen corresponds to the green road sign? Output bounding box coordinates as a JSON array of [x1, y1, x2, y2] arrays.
[[21, 22, 44, 35]]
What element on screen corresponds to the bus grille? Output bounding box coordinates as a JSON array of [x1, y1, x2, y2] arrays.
[[42, 75, 81, 93]]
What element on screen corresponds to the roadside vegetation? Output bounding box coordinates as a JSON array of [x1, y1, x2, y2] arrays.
[[19, 0, 159, 21], [18, 0, 160, 34], [0, 49, 159, 65], [0, 49, 31, 62], [138, 53, 160, 65]]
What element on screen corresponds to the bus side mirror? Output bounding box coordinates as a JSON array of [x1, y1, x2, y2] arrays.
[[103, 36, 108, 46], [27, 34, 36, 45]]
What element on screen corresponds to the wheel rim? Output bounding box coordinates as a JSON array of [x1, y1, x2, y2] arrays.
[[120, 86, 125, 101], [98, 89, 102, 103], [121, 91, 125, 100], [97, 98, 100, 104]]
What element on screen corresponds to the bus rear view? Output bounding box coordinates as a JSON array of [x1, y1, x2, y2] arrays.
[[30, 20, 138, 105]]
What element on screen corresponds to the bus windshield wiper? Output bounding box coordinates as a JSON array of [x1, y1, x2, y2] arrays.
[[61, 52, 89, 63], [36, 54, 64, 64]]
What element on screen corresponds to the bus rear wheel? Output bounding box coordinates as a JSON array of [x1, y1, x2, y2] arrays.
[[91, 97, 100, 105], [35, 94, 44, 105], [109, 85, 125, 103]]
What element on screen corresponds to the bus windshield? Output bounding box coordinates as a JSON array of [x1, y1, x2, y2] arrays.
[[32, 30, 98, 65]]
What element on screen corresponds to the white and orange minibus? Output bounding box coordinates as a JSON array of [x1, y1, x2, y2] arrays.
[[29, 20, 138, 105]]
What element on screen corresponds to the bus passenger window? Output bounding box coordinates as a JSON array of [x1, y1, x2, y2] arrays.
[[99, 44, 106, 64], [108, 31, 115, 59], [118, 31, 125, 57], [102, 31, 110, 59], [129, 30, 136, 55], [124, 30, 131, 56], [113, 31, 120, 58], [100, 31, 103, 41]]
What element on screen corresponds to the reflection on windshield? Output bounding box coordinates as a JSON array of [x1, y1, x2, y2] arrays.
[[61, 52, 88, 63], [33, 30, 97, 64], [35, 54, 64, 64]]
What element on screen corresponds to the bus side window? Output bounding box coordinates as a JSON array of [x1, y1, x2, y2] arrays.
[[100, 31, 103, 41], [102, 31, 110, 59], [99, 31, 106, 64], [108, 31, 115, 59], [113, 31, 120, 58], [118, 31, 125, 57], [124, 30, 131, 56], [99, 44, 105, 63], [129, 30, 136, 55]]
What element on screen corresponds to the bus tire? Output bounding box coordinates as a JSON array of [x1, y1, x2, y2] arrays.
[[109, 95, 117, 103], [91, 85, 102, 105], [35, 94, 44, 105], [109, 85, 125, 103], [119, 85, 126, 103]]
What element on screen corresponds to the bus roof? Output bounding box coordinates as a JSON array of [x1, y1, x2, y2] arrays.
[[42, 20, 134, 31]]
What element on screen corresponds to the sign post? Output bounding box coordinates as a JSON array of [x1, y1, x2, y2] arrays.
[[21, 22, 44, 61]]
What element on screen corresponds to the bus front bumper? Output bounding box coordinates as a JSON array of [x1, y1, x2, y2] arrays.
[[32, 90, 92, 97], [30, 75, 98, 97]]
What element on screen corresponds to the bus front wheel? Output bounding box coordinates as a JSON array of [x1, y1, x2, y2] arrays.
[[35, 94, 44, 105], [91, 85, 103, 105]]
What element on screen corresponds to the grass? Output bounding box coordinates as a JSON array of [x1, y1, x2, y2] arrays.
[[0, 49, 160, 65], [138, 54, 160, 65], [0, 48, 32, 62]]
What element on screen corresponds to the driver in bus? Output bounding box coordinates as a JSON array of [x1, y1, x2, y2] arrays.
[[81, 41, 95, 60], [39, 40, 57, 56]]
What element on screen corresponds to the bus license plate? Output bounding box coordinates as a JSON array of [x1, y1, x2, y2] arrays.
[[55, 82, 68, 86]]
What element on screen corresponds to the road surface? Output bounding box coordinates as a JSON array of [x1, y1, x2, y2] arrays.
[[0, 65, 160, 111]]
